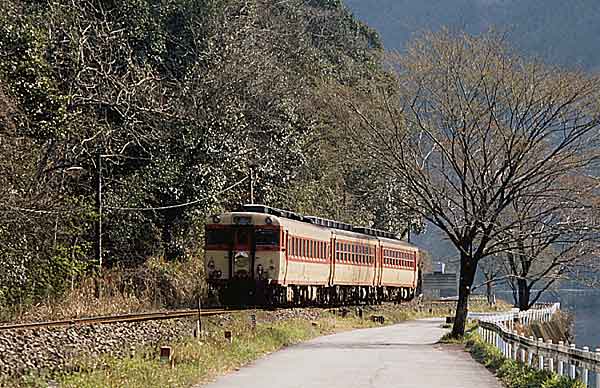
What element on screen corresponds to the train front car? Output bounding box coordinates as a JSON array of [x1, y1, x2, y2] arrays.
[[204, 211, 283, 305]]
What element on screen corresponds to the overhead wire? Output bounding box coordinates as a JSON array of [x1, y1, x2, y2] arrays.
[[105, 176, 249, 211], [1, 177, 249, 214]]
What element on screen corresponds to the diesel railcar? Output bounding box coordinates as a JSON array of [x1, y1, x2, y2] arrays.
[[204, 204, 422, 306]]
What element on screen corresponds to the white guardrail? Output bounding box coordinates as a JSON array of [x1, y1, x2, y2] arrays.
[[475, 303, 600, 388]]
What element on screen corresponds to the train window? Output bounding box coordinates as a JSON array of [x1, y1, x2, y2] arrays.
[[255, 229, 279, 246], [205, 228, 231, 246]]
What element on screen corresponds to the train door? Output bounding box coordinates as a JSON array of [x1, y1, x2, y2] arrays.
[[371, 243, 377, 286], [377, 242, 384, 286], [329, 235, 336, 286], [283, 230, 289, 285], [231, 226, 255, 279]]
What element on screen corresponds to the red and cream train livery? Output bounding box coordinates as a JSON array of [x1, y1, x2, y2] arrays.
[[204, 204, 422, 305]]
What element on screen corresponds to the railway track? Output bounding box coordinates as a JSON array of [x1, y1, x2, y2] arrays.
[[0, 298, 465, 332], [0, 308, 239, 331]]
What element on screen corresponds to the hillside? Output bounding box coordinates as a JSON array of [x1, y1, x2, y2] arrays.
[[344, 0, 600, 70]]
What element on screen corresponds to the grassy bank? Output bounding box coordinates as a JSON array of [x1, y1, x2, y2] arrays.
[[8, 301, 509, 388], [9, 306, 403, 388], [458, 330, 584, 388]]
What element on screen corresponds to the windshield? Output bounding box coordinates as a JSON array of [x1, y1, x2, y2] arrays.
[[205, 228, 231, 246], [255, 228, 279, 246]]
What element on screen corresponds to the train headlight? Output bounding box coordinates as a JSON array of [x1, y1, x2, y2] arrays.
[[212, 215, 221, 223]]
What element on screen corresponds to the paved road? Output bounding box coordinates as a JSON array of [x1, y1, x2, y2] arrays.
[[201, 318, 502, 388]]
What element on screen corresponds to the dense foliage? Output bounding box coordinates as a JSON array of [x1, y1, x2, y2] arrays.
[[0, 0, 417, 311]]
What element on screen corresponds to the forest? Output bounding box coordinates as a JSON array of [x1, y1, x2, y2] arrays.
[[0, 0, 418, 317]]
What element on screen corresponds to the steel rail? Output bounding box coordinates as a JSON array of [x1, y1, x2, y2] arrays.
[[0, 308, 238, 331]]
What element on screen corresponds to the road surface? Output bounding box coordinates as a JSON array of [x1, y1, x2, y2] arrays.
[[201, 318, 502, 388]]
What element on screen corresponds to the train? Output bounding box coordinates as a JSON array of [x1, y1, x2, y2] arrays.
[[204, 204, 423, 306]]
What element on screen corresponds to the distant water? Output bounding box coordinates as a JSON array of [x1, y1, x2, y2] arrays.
[[497, 289, 600, 348]]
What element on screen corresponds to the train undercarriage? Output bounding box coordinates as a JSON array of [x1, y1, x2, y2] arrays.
[[209, 280, 416, 307]]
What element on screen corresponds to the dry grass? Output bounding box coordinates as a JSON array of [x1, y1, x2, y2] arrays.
[[4, 256, 207, 323]]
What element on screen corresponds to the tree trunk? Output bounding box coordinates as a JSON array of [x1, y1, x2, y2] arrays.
[[486, 281, 495, 306], [517, 278, 530, 311], [451, 252, 477, 338], [161, 208, 182, 260]]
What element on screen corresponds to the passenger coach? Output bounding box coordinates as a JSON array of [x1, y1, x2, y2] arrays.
[[204, 204, 422, 306]]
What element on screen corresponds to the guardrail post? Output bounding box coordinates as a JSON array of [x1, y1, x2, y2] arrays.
[[559, 359, 564, 376], [595, 348, 600, 388], [558, 341, 565, 376], [521, 348, 526, 363], [547, 340, 554, 372], [570, 344, 577, 379], [582, 347, 589, 386]]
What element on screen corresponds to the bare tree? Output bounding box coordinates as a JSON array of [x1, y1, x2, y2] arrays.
[[499, 175, 599, 310], [331, 30, 600, 337], [475, 255, 504, 306]]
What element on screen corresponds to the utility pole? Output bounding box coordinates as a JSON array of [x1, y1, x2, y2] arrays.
[[95, 153, 103, 273], [249, 160, 258, 204]]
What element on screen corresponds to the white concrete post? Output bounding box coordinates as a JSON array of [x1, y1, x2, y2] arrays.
[[582, 347, 589, 387], [547, 340, 554, 373], [528, 351, 533, 366], [559, 359, 564, 376], [569, 344, 576, 380], [539, 354, 545, 370], [595, 348, 600, 388], [521, 349, 526, 363]]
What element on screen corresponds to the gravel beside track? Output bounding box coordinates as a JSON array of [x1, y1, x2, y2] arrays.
[[0, 317, 199, 378]]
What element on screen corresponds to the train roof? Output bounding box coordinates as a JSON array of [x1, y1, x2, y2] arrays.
[[239, 204, 405, 241]]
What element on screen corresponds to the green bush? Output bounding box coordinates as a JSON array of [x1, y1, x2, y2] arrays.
[[466, 333, 584, 388], [541, 375, 585, 388], [497, 360, 551, 388]]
